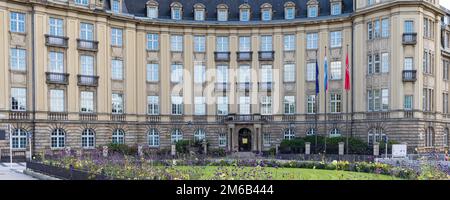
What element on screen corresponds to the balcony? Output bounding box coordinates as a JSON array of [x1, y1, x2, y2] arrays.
[[110, 114, 126, 121], [236, 82, 252, 91], [258, 82, 273, 92], [215, 82, 230, 92], [77, 39, 99, 51], [45, 34, 69, 48], [77, 75, 99, 87], [258, 51, 275, 61], [48, 112, 68, 121], [79, 113, 98, 121], [214, 52, 231, 62], [146, 115, 161, 123], [402, 33, 417, 45], [9, 111, 30, 120], [237, 51, 252, 61], [402, 70, 417, 82], [46, 72, 69, 85]]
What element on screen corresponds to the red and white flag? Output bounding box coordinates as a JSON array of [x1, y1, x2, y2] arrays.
[[344, 50, 351, 91]]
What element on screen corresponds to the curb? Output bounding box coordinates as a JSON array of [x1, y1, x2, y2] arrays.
[[23, 169, 61, 180]]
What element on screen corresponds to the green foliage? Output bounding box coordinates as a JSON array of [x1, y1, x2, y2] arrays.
[[209, 148, 226, 157], [175, 140, 191, 154], [107, 143, 137, 156], [280, 136, 370, 155]]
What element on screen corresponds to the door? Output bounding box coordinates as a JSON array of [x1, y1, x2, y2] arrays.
[[238, 128, 252, 152]]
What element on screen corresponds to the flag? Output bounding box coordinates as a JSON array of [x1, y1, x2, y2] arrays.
[[324, 49, 328, 92], [344, 50, 351, 91], [315, 58, 320, 95]]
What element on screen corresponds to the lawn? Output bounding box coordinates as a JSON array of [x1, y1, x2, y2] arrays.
[[175, 166, 401, 180]]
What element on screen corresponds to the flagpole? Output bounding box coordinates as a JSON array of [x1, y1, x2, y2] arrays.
[[346, 44, 350, 155], [324, 46, 327, 155], [315, 50, 318, 154]]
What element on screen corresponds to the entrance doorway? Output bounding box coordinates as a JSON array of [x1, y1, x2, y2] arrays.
[[238, 128, 252, 152]]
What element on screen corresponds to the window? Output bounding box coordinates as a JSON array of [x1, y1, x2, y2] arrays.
[[404, 95, 413, 110], [82, 129, 95, 148], [171, 35, 183, 52], [367, 22, 373, 40], [112, 93, 124, 114], [330, 93, 342, 113], [80, 23, 94, 41], [50, 89, 65, 112], [49, 18, 64, 36], [239, 65, 251, 83], [423, 88, 434, 112], [10, 12, 25, 33], [381, 53, 389, 73], [148, 129, 160, 147], [330, 31, 342, 48], [147, 6, 158, 19], [146, 63, 159, 82], [423, 18, 434, 39], [111, 0, 120, 13], [374, 53, 381, 73], [51, 129, 65, 148], [330, 128, 341, 137], [425, 127, 434, 147], [381, 18, 390, 38], [307, 33, 318, 50], [219, 133, 227, 147], [307, 95, 317, 114], [368, 19, 390, 39], [368, 128, 386, 146], [284, 35, 295, 51], [382, 89, 389, 111], [171, 64, 183, 83], [147, 33, 159, 51], [284, 129, 295, 140], [147, 96, 159, 115], [171, 95, 183, 115], [306, 63, 316, 81], [404, 57, 413, 70], [171, 3, 182, 20], [217, 96, 228, 115], [216, 36, 229, 52], [49, 51, 64, 73], [171, 129, 183, 143], [194, 9, 205, 21], [112, 129, 125, 144], [374, 20, 380, 38], [444, 128, 449, 147], [261, 65, 273, 83], [263, 133, 271, 146], [330, 61, 342, 80], [284, 64, 295, 82], [260, 96, 272, 115], [239, 96, 251, 114], [285, 6, 295, 20], [331, 3, 341, 15], [443, 60, 449, 80], [423, 50, 434, 74], [75, 0, 89, 6], [261, 36, 273, 51], [80, 55, 94, 75], [284, 96, 295, 114], [239, 37, 251, 52], [111, 28, 123, 47], [404, 20, 414, 33], [80, 91, 94, 113], [111, 60, 123, 80], [194, 96, 206, 115], [194, 63, 206, 84], [216, 65, 228, 83], [262, 9, 272, 21], [306, 128, 316, 136], [12, 129, 27, 149], [10, 48, 26, 71], [217, 8, 228, 21], [11, 88, 26, 111], [240, 8, 250, 21], [194, 129, 206, 142], [308, 6, 318, 18], [368, 89, 388, 111], [368, 53, 381, 74], [444, 93, 449, 114], [194, 36, 206, 52]]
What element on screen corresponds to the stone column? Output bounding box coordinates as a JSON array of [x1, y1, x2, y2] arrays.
[[338, 142, 345, 155], [228, 124, 234, 152], [305, 142, 311, 155], [373, 142, 380, 156]]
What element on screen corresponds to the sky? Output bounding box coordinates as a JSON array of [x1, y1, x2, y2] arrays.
[[442, 1, 450, 9]]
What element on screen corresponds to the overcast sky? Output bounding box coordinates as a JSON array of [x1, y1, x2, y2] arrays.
[[442, 1, 450, 9]]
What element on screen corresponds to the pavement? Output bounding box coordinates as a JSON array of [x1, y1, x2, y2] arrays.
[[0, 162, 37, 180]]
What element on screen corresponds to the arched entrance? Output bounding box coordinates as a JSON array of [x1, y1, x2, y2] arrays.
[[238, 128, 252, 152]]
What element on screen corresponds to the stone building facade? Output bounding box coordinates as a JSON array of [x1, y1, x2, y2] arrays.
[[0, 0, 449, 155]]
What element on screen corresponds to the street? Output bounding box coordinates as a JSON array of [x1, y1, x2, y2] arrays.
[[0, 163, 36, 180]]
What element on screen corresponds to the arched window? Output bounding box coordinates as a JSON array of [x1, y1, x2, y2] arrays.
[[111, 0, 121, 13], [171, 129, 183, 143], [171, 2, 182, 20], [194, 3, 206, 21], [425, 127, 435, 147], [444, 128, 449, 147], [284, 129, 295, 140], [260, 3, 272, 21], [148, 128, 160, 147], [12, 129, 27, 149], [307, 0, 319, 18], [194, 129, 206, 142], [146, 0, 159, 19], [239, 4, 251, 22], [306, 128, 316, 136], [217, 4, 228, 21], [112, 129, 125, 144], [368, 128, 386, 146], [82, 129, 95, 148], [329, 128, 341, 137], [284, 2, 296, 20], [51, 129, 65, 148], [330, 0, 342, 15]]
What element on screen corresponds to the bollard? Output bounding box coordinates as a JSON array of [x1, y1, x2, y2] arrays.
[[338, 142, 345, 155], [275, 144, 279, 155], [373, 142, 380, 156], [305, 142, 311, 155]]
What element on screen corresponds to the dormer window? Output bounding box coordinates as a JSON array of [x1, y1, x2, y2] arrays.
[[75, 0, 89, 6], [284, 2, 296, 20], [217, 4, 228, 21], [146, 0, 159, 19], [330, 0, 342, 15], [194, 4, 206, 21], [111, 0, 120, 13], [171, 2, 182, 20], [307, 0, 319, 18], [261, 4, 272, 21], [240, 4, 251, 22]]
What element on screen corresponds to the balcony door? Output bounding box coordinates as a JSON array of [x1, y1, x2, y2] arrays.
[[404, 21, 414, 33]]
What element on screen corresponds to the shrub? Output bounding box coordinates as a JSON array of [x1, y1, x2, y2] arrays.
[[280, 138, 305, 153], [280, 136, 370, 155], [175, 140, 191, 154], [107, 143, 137, 156], [209, 148, 226, 157]]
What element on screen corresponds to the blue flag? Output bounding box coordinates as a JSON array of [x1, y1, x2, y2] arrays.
[[324, 50, 328, 92], [315, 59, 319, 95]]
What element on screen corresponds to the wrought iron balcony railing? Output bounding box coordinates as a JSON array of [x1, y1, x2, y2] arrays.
[[402, 33, 417, 45], [237, 51, 252, 61], [77, 75, 99, 87], [77, 39, 99, 51], [258, 51, 275, 61], [45, 34, 69, 48], [46, 72, 69, 85], [402, 70, 417, 82]]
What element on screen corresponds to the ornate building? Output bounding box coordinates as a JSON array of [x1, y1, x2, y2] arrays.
[[0, 0, 449, 155]]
